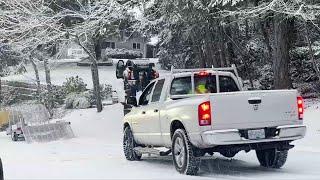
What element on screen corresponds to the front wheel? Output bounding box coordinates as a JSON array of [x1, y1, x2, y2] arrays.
[[0, 158, 3, 180], [123, 127, 141, 161], [172, 129, 201, 175], [256, 149, 288, 168]]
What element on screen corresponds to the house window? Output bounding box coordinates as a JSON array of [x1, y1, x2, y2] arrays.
[[105, 42, 115, 49], [133, 43, 141, 50]]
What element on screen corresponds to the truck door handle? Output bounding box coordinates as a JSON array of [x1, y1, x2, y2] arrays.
[[248, 97, 262, 104], [154, 109, 159, 113], [142, 111, 146, 114]]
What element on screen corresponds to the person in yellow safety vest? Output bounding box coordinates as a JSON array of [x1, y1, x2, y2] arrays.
[[195, 83, 209, 94]]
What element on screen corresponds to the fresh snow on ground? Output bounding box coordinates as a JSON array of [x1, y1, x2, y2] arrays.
[[1, 60, 320, 179]]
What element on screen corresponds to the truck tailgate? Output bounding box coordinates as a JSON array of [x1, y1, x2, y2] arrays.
[[210, 90, 301, 130]]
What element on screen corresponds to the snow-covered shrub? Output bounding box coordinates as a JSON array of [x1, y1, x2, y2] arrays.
[[246, 38, 270, 64], [103, 48, 143, 59], [62, 76, 87, 94], [294, 82, 320, 98], [0, 88, 20, 106], [88, 84, 113, 105], [100, 84, 112, 99], [64, 84, 112, 109], [258, 64, 274, 90], [36, 85, 66, 109], [290, 47, 319, 83], [0, 44, 22, 75], [65, 92, 91, 109], [290, 45, 320, 97]]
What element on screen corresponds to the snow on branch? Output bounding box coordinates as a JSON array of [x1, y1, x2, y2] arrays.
[[0, 0, 134, 59], [216, 0, 320, 22]]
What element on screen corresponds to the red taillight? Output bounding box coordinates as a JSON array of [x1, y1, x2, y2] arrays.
[[197, 71, 209, 76], [198, 101, 211, 126], [297, 96, 304, 120]]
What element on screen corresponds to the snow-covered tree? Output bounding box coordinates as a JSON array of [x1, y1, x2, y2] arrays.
[[0, 0, 136, 112], [143, 0, 320, 92]]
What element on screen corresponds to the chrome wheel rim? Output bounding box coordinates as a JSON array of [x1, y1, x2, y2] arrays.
[[174, 137, 185, 168]]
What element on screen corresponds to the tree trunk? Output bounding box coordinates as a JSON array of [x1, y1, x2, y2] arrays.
[[76, 37, 103, 113], [218, 25, 226, 67], [93, 36, 103, 112], [43, 58, 54, 117], [91, 61, 103, 112], [273, 14, 292, 89], [30, 56, 41, 97]]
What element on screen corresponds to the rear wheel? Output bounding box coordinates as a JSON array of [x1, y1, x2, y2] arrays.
[[123, 127, 142, 161], [0, 158, 3, 180], [256, 149, 288, 168], [172, 129, 201, 175]]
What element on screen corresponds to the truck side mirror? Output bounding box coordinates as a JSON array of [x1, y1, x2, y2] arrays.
[[127, 96, 137, 107]]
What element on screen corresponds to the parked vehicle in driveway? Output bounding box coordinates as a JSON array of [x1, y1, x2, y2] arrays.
[[112, 90, 119, 104], [122, 65, 306, 175], [116, 59, 159, 101]]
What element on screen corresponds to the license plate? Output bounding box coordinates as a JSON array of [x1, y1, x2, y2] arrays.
[[248, 129, 265, 140]]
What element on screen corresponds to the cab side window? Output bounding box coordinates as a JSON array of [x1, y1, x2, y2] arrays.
[[151, 79, 165, 102], [219, 76, 239, 92], [170, 77, 192, 95], [139, 82, 155, 105]]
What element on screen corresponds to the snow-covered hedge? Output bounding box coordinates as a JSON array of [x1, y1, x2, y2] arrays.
[[103, 48, 143, 59]]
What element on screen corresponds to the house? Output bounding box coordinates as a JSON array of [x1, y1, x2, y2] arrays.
[[61, 31, 156, 59], [101, 31, 148, 58]]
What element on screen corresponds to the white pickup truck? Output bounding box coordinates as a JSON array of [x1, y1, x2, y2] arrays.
[[122, 66, 306, 175]]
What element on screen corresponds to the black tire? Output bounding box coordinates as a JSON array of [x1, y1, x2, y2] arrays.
[[123, 126, 142, 161], [172, 129, 201, 175], [0, 158, 3, 180], [256, 149, 288, 168]]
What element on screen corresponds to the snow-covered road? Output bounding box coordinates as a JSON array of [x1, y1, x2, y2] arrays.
[[1, 102, 320, 180], [1, 61, 320, 179]]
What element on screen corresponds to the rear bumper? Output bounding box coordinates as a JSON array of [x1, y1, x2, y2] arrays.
[[189, 125, 306, 149]]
